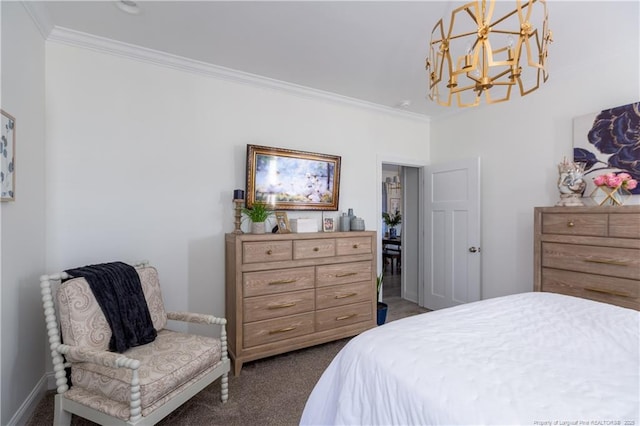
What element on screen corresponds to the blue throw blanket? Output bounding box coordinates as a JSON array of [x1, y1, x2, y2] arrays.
[[65, 261, 157, 353]]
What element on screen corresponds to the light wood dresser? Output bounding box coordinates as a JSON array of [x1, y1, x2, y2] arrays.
[[534, 205, 640, 310], [225, 231, 377, 375]]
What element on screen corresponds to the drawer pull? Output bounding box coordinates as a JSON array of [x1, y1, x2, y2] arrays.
[[335, 292, 357, 299], [352, 244, 359, 249], [567, 221, 575, 227], [336, 314, 357, 321], [266, 249, 273, 255], [269, 326, 296, 335], [268, 279, 296, 285], [584, 258, 630, 266], [268, 302, 297, 310], [585, 287, 631, 298], [313, 247, 319, 252], [336, 272, 357, 278]]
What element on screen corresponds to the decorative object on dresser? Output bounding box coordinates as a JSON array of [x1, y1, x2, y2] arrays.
[[555, 158, 586, 206], [232, 189, 245, 234], [242, 201, 274, 234], [589, 172, 637, 206], [245, 144, 341, 211], [225, 231, 377, 375], [534, 206, 640, 310], [275, 211, 291, 233], [39, 261, 230, 425]]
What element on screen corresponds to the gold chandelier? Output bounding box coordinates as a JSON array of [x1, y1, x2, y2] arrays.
[[426, 0, 552, 107]]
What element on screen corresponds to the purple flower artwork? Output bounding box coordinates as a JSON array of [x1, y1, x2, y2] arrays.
[[573, 102, 640, 196]]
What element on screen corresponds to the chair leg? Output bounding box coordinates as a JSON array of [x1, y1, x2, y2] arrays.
[[54, 394, 72, 426], [221, 372, 229, 403]]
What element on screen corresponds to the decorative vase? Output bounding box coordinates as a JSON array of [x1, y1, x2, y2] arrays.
[[250, 221, 266, 234], [590, 185, 632, 206], [556, 159, 586, 207], [389, 228, 397, 239], [377, 302, 388, 326]]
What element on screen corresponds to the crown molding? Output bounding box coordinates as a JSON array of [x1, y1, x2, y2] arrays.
[[46, 27, 430, 123], [22, 1, 54, 40]]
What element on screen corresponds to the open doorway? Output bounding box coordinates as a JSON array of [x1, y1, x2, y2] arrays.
[[380, 163, 422, 311]]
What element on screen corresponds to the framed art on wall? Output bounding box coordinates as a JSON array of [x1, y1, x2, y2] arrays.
[[1, 109, 16, 201], [246, 144, 341, 211], [573, 102, 640, 197]]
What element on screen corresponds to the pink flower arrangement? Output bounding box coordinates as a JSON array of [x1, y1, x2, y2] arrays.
[[593, 172, 638, 191]]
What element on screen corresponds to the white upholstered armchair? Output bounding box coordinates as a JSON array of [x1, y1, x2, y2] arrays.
[[39, 261, 229, 425]]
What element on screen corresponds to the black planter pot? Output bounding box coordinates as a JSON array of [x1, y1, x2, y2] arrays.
[[377, 302, 388, 325]]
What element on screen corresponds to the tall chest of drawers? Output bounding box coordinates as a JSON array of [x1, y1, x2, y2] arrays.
[[225, 231, 377, 375], [534, 206, 640, 310]]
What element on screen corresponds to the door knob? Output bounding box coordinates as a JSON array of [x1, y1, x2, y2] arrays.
[[468, 247, 480, 253]]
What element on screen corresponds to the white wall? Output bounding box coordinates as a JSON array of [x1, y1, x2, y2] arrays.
[[0, 2, 47, 425], [430, 1, 640, 299], [45, 42, 430, 323]]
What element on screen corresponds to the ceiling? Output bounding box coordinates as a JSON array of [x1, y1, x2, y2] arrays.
[[32, 1, 586, 118]]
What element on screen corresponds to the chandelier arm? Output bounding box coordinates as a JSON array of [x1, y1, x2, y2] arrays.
[[464, 6, 479, 25], [443, 30, 480, 42]]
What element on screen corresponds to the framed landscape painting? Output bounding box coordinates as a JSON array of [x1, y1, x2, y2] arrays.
[[246, 144, 341, 211]]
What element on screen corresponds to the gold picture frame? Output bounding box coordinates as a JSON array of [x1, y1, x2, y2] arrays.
[[246, 144, 341, 211], [275, 211, 291, 234]]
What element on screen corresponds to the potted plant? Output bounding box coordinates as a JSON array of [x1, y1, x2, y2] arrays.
[[242, 201, 273, 234], [376, 273, 388, 326], [382, 209, 402, 238]]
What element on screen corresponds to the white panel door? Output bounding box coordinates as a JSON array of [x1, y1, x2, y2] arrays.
[[425, 157, 481, 310]]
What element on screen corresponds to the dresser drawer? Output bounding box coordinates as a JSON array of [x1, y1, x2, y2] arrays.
[[336, 236, 372, 256], [542, 268, 639, 310], [316, 281, 372, 310], [293, 239, 336, 259], [243, 289, 315, 323], [243, 267, 315, 297], [542, 213, 608, 236], [542, 242, 640, 280], [243, 241, 292, 264], [243, 312, 315, 348], [316, 261, 372, 288], [609, 213, 640, 239], [316, 301, 372, 332]]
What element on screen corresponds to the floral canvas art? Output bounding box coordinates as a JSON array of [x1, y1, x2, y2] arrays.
[[573, 102, 640, 197]]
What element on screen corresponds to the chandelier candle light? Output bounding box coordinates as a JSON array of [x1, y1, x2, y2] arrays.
[[426, 0, 552, 107]]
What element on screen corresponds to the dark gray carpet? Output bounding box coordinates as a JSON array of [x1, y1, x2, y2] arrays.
[[26, 293, 427, 425]]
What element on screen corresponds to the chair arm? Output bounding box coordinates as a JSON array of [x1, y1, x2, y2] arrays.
[[56, 344, 140, 370], [166, 311, 227, 326]]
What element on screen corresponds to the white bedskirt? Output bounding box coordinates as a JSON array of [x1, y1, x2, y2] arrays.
[[301, 292, 640, 425]]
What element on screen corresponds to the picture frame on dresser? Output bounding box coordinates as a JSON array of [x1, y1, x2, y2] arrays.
[[245, 144, 341, 211], [275, 211, 291, 233], [323, 217, 335, 232]]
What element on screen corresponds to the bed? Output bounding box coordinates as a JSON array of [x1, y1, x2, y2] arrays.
[[300, 292, 639, 425]]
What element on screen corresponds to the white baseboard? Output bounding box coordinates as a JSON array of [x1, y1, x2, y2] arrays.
[[6, 373, 50, 426]]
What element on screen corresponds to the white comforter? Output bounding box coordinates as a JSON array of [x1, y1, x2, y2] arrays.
[[300, 292, 640, 425]]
